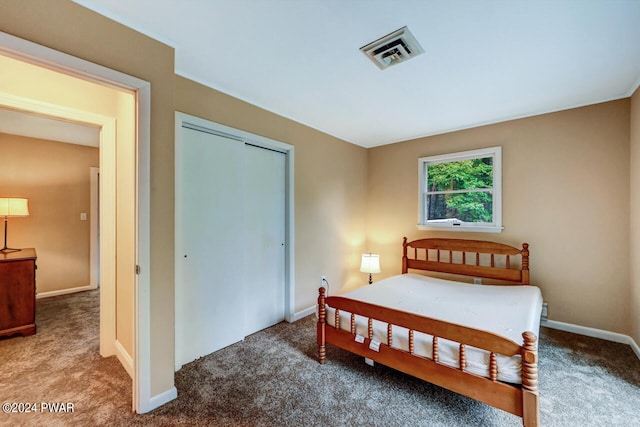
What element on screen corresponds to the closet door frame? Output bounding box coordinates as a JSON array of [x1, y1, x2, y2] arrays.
[[174, 113, 295, 366]]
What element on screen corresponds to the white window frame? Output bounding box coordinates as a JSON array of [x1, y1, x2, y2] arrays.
[[418, 146, 503, 233]]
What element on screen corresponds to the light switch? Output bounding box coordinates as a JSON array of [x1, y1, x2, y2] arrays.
[[80, 213, 87, 221]]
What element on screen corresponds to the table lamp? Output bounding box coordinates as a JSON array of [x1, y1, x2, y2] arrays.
[[0, 197, 30, 253], [360, 253, 381, 284]]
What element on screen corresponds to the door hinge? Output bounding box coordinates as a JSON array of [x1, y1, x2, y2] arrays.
[[135, 265, 141, 275]]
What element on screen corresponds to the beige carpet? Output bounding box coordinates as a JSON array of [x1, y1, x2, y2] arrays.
[[1, 290, 639, 426], [0, 290, 131, 427]]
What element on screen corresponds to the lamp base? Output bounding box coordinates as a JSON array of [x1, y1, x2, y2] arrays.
[[368, 273, 373, 285], [1, 216, 22, 253]]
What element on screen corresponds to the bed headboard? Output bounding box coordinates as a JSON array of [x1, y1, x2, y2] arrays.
[[402, 237, 530, 285]]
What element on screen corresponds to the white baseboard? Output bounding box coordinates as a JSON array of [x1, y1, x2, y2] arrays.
[[36, 284, 97, 299], [144, 387, 178, 413], [542, 319, 640, 360], [114, 340, 134, 379], [289, 305, 315, 322], [630, 336, 640, 360]]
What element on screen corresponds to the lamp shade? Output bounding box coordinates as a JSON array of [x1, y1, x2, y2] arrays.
[[360, 253, 381, 274], [0, 198, 29, 217]]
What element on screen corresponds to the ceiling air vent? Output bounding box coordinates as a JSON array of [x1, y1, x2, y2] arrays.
[[360, 26, 424, 70]]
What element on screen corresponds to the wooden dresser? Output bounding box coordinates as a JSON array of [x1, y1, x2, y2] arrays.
[[0, 248, 37, 338]]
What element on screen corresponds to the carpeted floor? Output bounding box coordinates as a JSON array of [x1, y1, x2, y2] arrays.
[[0, 290, 131, 427], [0, 290, 638, 426]]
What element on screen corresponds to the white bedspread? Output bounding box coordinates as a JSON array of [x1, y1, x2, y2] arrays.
[[324, 274, 543, 384]]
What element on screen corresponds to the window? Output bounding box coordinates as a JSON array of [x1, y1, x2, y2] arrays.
[[418, 146, 502, 233]]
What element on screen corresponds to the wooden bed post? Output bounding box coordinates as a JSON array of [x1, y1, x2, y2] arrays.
[[402, 237, 408, 274], [521, 243, 530, 285], [521, 331, 539, 427], [317, 287, 327, 364]]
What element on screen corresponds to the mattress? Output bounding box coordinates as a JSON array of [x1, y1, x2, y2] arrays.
[[324, 274, 543, 384]]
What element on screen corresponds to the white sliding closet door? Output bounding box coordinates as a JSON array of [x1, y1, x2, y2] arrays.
[[176, 119, 290, 371], [244, 144, 286, 336], [176, 127, 246, 368]]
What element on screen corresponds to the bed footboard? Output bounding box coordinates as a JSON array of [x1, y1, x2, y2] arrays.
[[317, 287, 539, 427]]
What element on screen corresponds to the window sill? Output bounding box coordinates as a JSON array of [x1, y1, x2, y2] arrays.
[[417, 224, 503, 233]]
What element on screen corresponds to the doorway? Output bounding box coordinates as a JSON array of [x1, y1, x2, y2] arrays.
[[0, 31, 152, 412]]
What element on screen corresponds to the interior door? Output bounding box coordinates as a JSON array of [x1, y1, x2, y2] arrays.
[[243, 144, 286, 335], [176, 127, 246, 368]]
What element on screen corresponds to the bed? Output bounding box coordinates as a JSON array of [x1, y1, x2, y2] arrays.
[[317, 238, 542, 426]]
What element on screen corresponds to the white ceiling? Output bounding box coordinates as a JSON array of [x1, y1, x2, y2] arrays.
[[74, 0, 640, 147]]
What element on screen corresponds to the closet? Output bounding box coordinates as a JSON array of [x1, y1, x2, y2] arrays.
[[175, 117, 290, 370]]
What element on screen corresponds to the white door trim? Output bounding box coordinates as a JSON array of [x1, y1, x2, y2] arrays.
[[0, 31, 155, 413], [174, 112, 296, 334], [90, 167, 100, 289]]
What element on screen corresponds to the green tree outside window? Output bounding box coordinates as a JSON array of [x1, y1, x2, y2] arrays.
[[426, 158, 493, 223]]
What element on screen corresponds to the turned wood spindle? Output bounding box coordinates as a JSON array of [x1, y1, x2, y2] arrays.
[[387, 323, 393, 347], [318, 287, 326, 364], [437, 249, 441, 262], [449, 250, 453, 263], [522, 331, 538, 393], [335, 309, 340, 331], [462, 252, 466, 265], [368, 318, 373, 340], [489, 352, 497, 382], [409, 330, 415, 355], [506, 254, 511, 269], [491, 253, 495, 267], [459, 344, 466, 371], [475, 252, 480, 266], [402, 237, 408, 274], [522, 243, 530, 269], [432, 336, 439, 363], [521, 243, 530, 285], [350, 313, 356, 335]]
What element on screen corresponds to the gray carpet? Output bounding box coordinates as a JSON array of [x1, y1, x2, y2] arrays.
[[0, 290, 131, 427], [0, 291, 638, 426]]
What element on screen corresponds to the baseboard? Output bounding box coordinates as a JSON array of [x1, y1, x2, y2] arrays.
[[36, 284, 97, 299], [114, 340, 134, 379], [290, 305, 315, 322], [144, 386, 178, 413], [631, 336, 640, 360], [542, 319, 640, 360]]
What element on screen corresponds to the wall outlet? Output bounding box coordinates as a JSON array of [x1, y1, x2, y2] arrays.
[[473, 277, 482, 285], [541, 303, 548, 321]]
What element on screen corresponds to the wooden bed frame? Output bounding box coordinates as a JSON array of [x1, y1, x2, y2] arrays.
[[317, 238, 539, 426]]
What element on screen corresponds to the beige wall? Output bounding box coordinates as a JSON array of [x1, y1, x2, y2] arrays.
[[0, 0, 175, 396], [368, 100, 631, 335], [0, 133, 98, 293], [175, 76, 369, 308], [631, 87, 640, 344]]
